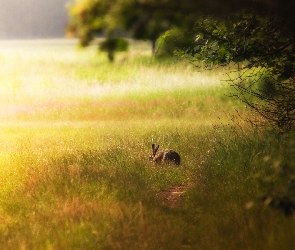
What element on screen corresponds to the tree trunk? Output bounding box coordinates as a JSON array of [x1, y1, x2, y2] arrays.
[[152, 39, 157, 55], [107, 49, 115, 62]]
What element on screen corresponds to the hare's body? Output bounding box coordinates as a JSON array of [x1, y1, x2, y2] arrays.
[[149, 144, 180, 165]]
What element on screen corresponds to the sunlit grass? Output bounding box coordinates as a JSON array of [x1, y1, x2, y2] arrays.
[[0, 39, 293, 249], [0, 118, 207, 248]]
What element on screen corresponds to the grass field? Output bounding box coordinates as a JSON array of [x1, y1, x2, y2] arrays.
[[0, 39, 294, 249]]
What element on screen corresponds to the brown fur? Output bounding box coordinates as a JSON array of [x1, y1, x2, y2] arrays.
[[149, 144, 180, 165]]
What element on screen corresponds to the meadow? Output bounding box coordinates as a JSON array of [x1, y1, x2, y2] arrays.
[[0, 39, 294, 249]]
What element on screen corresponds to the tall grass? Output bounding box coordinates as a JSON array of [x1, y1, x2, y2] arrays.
[[0, 39, 294, 249]]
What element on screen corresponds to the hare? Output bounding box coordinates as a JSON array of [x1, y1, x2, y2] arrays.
[[149, 144, 181, 165]]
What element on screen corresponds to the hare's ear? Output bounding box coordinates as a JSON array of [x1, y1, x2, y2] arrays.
[[154, 145, 159, 154], [152, 144, 155, 154]]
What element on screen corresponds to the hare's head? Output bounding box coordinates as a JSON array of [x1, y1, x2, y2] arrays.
[[149, 143, 159, 162]]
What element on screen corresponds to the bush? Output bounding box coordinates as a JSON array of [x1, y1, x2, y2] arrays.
[[99, 37, 129, 62], [157, 28, 194, 57]]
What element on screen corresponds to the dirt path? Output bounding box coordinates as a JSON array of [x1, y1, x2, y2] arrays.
[[156, 184, 189, 208]]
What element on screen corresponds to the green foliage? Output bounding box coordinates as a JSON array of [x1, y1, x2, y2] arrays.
[[118, 0, 171, 42], [182, 15, 295, 72], [99, 38, 128, 52], [67, 0, 120, 46], [157, 28, 194, 57], [180, 14, 295, 132], [67, 0, 205, 55]]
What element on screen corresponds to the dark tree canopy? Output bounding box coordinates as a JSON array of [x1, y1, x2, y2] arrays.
[[67, 0, 202, 51], [67, 0, 295, 51]]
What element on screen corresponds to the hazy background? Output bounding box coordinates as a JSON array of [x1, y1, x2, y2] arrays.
[[0, 0, 73, 39]]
